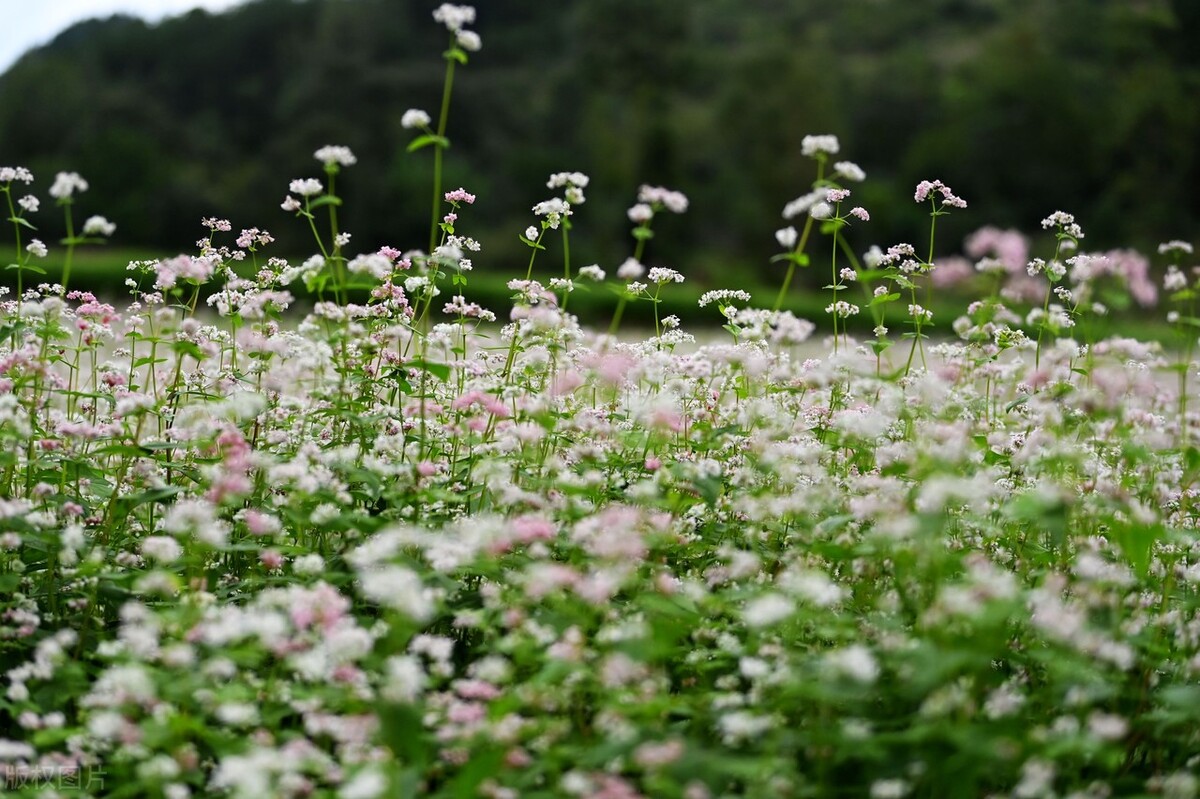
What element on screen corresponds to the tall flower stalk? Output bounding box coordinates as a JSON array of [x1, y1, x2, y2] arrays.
[[903, 179, 967, 375], [607, 185, 688, 337], [1031, 211, 1083, 369], [404, 4, 481, 255]]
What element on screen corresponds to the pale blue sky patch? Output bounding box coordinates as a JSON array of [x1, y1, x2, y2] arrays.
[[0, 0, 246, 74]]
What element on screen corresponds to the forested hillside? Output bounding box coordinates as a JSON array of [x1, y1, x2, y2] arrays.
[[2, 0, 1198, 281]]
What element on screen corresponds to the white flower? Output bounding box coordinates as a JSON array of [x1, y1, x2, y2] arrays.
[[1086, 712, 1128, 741], [358, 565, 434, 621], [82, 215, 116, 236], [775, 226, 798, 249], [698, 289, 752, 308], [347, 253, 393, 280], [616, 257, 645, 280], [25, 239, 47, 258], [340, 768, 387, 799], [48, 171, 88, 199], [1159, 240, 1194, 256], [870, 779, 910, 799], [647, 267, 684, 284], [834, 161, 866, 181], [717, 711, 774, 745], [16, 195, 38, 213], [402, 108, 432, 129], [0, 166, 34, 184], [383, 655, 427, 702], [314, 145, 357, 167], [456, 30, 482, 51], [288, 178, 323, 197], [215, 703, 259, 727], [742, 593, 794, 627], [293, 554, 325, 575], [533, 198, 570, 217], [433, 3, 476, 32], [783, 189, 823, 219], [142, 536, 183, 564], [638, 185, 689, 213], [547, 172, 590, 189], [810, 202, 832, 220], [578, 264, 605, 281], [801, 134, 840, 157], [825, 300, 860, 318], [825, 645, 879, 683], [627, 203, 653, 223]]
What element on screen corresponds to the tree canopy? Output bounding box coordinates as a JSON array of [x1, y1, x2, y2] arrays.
[[3, 0, 1198, 282]]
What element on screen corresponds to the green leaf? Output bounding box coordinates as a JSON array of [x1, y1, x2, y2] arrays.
[[445, 747, 504, 798], [692, 475, 723, 505], [407, 134, 450, 153], [172, 340, 205, 360], [1184, 446, 1200, 473], [7, 216, 36, 230], [379, 703, 430, 768], [409, 359, 451, 381], [308, 194, 343, 209], [121, 486, 182, 508], [631, 226, 655, 241]]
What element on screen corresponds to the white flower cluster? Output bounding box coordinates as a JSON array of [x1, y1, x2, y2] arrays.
[[48, 171, 88, 200], [637, 184, 689, 214], [433, 4, 481, 51], [801, 134, 840, 157], [313, 145, 357, 168]]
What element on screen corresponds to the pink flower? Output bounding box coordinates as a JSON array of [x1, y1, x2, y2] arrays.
[[259, 549, 285, 570], [552, 370, 585, 396], [444, 187, 476, 205], [511, 515, 555, 544], [914, 179, 967, 208]]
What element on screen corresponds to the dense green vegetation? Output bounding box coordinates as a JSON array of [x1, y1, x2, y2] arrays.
[[2, 0, 1199, 289]]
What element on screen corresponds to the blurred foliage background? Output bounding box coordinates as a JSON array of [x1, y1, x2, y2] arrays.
[[2, 0, 1199, 294]]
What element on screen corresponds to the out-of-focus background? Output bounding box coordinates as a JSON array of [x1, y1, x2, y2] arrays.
[[1, 0, 1199, 313]]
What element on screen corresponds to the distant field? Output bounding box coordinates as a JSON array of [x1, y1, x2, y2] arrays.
[[15, 245, 1178, 343]]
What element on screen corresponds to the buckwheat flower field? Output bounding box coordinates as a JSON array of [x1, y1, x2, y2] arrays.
[[3, 5, 1200, 799]]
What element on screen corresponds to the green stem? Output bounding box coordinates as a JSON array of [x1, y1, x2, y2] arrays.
[[904, 203, 938, 376], [560, 223, 571, 311], [3, 188, 24, 300], [500, 229, 547, 381], [62, 201, 76, 291], [774, 215, 814, 313], [774, 159, 825, 312], [429, 50, 457, 254], [327, 173, 345, 304], [608, 295, 627, 337], [652, 285, 662, 344], [1034, 239, 1063, 370], [830, 225, 840, 354]]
